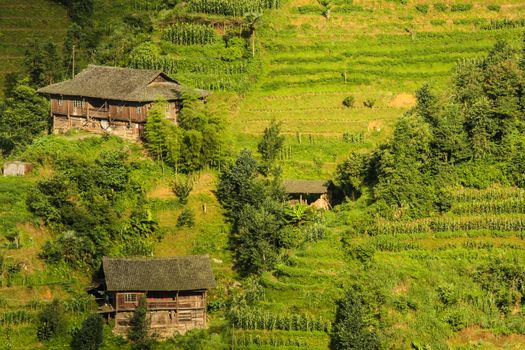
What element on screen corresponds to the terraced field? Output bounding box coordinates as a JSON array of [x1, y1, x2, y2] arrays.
[[0, 0, 69, 94], [347, 186, 525, 348], [234, 0, 525, 176], [228, 221, 347, 349]]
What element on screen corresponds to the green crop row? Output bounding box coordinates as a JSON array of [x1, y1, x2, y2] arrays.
[[188, 0, 280, 16], [446, 186, 525, 202], [0, 310, 33, 325], [228, 308, 331, 332], [162, 23, 217, 45], [375, 215, 525, 235], [451, 198, 525, 215]]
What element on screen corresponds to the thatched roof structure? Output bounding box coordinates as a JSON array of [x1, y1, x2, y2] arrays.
[[102, 256, 216, 292], [38, 65, 208, 102], [283, 180, 330, 194]]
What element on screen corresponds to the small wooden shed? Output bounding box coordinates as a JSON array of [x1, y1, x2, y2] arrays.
[[283, 179, 332, 209], [3, 161, 33, 176], [98, 255, 216, 337]]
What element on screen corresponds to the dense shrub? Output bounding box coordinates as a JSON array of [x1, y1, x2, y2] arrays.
[[71, 314, 104, 350], [330, 292, 381, 350], [172, 177, 194, 204], [177, 208, 195, 228], [415, 4, 429, 13], [342, 96, 355, 108], [37, 300, 66, 341]]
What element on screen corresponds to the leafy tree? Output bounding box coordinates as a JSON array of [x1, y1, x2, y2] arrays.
[[217, 150, 287, 275], [257, 120, 284, 164], [330, 292, 381, 350], [0, 79, 49, 154], [372, 115, 435, 218], [217, 149, 265, 219], [24, 39, 63, 87], [415, 84, 438, 127], [336, 152, 368, 200], [70, 314, 104, 350], [128, 297, 154, 350], [231, 202, 284, 275], [37, 299, 66, 341]]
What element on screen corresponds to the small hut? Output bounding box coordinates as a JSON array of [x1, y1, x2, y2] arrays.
[[97, 255, 216, 337], [283, 179, 332, 209], [3, 161, 33, 176]]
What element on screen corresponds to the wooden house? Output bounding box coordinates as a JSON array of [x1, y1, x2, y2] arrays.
[[98, 255, 216, 337], [283, 179, 332, 209], [38, 65, 208, 140]]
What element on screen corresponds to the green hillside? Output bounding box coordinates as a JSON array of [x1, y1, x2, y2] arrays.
[[234, 0, 525, 178], [0, 0, 69, 92], [1, 0, 525, 349]]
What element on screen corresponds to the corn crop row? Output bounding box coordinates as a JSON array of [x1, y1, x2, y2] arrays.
[[375, 215, 525, 235], [228, 308, 331, 332], [445, 186, 525, 202], [188, 0, 280, 16], [162, 23, 217, 45], [0, 310, 33, 325], [451, 199, 525, 215], [129, 55, 250, 75], [481, 19, 525, 30], [233, 333, 309, 347]]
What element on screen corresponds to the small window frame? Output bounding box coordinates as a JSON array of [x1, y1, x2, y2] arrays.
[[73, 99, 84, 108], [124, 293, 137, 303], [136, 106, 143, 115]]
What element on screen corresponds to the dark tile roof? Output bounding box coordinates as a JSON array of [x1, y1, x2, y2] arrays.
[[283, 180, 330, 194], [38, 65, 208, 102], [102, 255, 216, 292]]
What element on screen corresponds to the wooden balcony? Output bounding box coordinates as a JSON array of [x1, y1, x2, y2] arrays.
[[117, 300, 205, 311]]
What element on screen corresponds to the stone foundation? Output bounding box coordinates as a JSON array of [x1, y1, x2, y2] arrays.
[[113, 310, 207, 338], [53, 115, 144, 141]]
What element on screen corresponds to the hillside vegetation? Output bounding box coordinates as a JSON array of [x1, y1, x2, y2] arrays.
[[1, 0, 525, 349]]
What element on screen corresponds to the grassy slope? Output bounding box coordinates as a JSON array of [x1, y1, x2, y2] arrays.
[[233, 0, 525, 178], [0, 0, 69, 93]]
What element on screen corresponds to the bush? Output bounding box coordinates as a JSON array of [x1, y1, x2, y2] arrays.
[[71, 314, 104, 350], [486, 4, 500, 11], [450, 3, 472, 12], [415, 4, 429, 13], [342, 96, 355, 108], [177, 208, 195, 228], [433, 3, 447, 11], [37, 300, 66, 341], [172, 177, 194, 204], [363, 98, 376, 108]]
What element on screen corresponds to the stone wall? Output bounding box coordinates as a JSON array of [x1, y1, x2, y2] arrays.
[[53, 115, 143, 141]]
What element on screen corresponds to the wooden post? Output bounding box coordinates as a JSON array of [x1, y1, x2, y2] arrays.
[[175, 291, 179, 324]]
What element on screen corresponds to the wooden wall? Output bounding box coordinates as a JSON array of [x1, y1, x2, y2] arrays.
[[50, 95, 179, 124]]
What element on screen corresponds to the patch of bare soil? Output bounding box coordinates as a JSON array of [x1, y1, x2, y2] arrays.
[[448, 326, 525, 349], [389, 93, 416, 108]]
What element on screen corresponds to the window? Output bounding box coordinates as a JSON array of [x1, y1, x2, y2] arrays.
[[73, 99, 84, 108], [124, 293, 137, 303], [117, 105, 124, 113], [136, 106, 142, 114]]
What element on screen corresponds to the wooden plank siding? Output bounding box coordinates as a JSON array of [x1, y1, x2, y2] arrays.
[[50, 95, 154, 123]]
